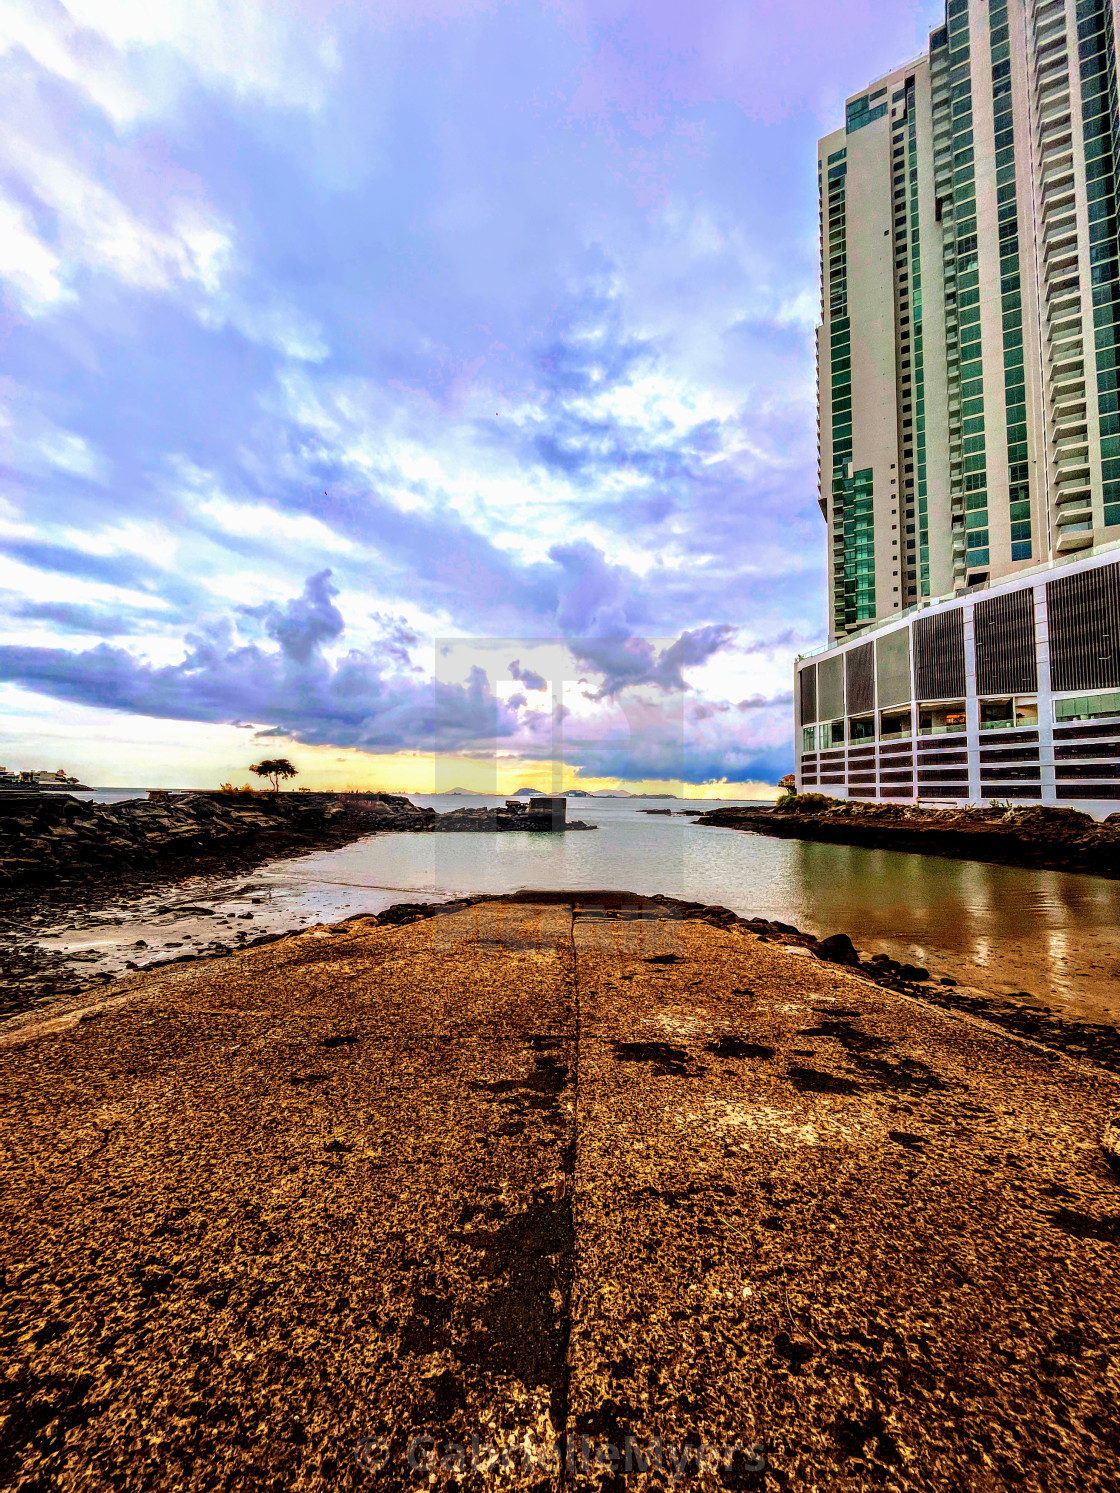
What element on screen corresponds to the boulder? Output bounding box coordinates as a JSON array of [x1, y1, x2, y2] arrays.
[[811, 932, 860, 965]]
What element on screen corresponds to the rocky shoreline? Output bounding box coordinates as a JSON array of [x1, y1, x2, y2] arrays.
[[1, 790, 596, 897], [696, 798, 1120, 879], [0, 795, 594, 1018], [0, 790, 435, 894]]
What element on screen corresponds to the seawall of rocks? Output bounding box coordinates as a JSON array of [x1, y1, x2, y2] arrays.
[[0, 791, 435, 891], [695, 799, 1120, 879], [2, 790, 600, 899]]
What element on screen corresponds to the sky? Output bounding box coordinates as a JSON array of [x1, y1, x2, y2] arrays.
[[0, 0, 944, 795]]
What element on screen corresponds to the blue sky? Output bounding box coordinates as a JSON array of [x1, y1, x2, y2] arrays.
[[0, 0, 943, 793]]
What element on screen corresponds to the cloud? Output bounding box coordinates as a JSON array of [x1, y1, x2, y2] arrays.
[[7, 599, 140, 634], [508, 658, 548, 691], [0, 124, 232, 314], [0, 572, 792, 778], [0, 538, 186, 601], [1, 0, 343, 128], [737, 689, 793, 712], [0, 631, 521, 757], [0, 386, 108, 482], [0, 195, 70, 312], [241, 569, 345, 665]]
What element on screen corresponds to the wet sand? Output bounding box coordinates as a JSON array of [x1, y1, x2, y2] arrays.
[[2, 896, 1118, 1490]]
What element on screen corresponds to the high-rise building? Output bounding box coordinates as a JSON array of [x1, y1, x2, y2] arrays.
[[797, 0, 1120, 814], [819, 0, 1120, 640]]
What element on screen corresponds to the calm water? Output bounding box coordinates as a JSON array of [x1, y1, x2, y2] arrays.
[[249, 797, 1120, 1020], [37, 795, 1120, 1024]]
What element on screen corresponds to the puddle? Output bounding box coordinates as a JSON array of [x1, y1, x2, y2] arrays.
[[13, 865, 449, 1001]]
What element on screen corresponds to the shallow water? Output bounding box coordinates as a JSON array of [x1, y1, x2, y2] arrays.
[[30, 795, 1120, 1025]]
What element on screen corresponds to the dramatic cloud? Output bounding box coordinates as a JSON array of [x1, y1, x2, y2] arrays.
[[0, 574, 793, 780], [0, 0, 945, 785], [508, 659, 548, 692], [244, 570, 345, 666]]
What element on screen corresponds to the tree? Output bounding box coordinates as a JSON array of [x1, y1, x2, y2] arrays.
[[250, 758, 298, 793]]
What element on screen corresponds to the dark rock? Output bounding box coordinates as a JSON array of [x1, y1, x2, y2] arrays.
[[811, 933, 860, 966], [431, 806, 595, 833], [896, 963, 931, 982], [0, 790, 439, 892], [694, 800, 1120, 879]]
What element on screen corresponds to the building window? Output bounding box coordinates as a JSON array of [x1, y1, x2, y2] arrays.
[[849, 715, 876, 742], [979, 697, 1038, 731], [1054, 691, 1120, 723], [918, 702, 968, 736], [879, 708, 912, 741]]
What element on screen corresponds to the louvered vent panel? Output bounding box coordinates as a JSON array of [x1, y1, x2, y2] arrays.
[[845, 643, 875, 716], [817, 654, 845, 721], [876, 628, 912, 708], [798, 663, 817, 725], [974, 587, 1038, 695], [1047, 562, 1120, 692], [914, 608, 966, 701]]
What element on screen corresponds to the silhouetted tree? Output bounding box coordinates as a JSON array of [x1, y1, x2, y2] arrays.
[[249, 758, 298, 793]]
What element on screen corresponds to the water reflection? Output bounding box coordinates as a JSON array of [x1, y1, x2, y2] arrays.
[[768, 837, 1120, 1020]]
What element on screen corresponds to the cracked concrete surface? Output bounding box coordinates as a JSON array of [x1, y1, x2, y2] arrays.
[[1, 896, 1118, 1491]]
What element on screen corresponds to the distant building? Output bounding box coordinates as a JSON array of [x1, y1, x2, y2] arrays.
[[797, 0, 1120, 814], [0, 767, 89, 791]]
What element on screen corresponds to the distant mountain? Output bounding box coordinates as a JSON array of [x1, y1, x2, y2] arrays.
[[564, 789, 591, 797], [510, 787, 545, 797], [440, 787, 483, 796], [590, 789, 633, 798]]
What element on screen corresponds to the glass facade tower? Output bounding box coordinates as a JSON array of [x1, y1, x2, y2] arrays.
[[801, 0, 1120, 815], [817, 0, 1120, 645]]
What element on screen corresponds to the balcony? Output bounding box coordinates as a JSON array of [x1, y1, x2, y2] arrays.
[[1055, 454, 1091, 483], [1056, 504, 1093, 527], [1054, 480, 1092, 508], [1052, 410, 1088, 432], [1050, 355, 1086, 382], [1056, 525, 1094, 553]]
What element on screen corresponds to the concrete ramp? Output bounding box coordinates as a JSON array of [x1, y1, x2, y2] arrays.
[[1, 899, 1117, 1489]]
